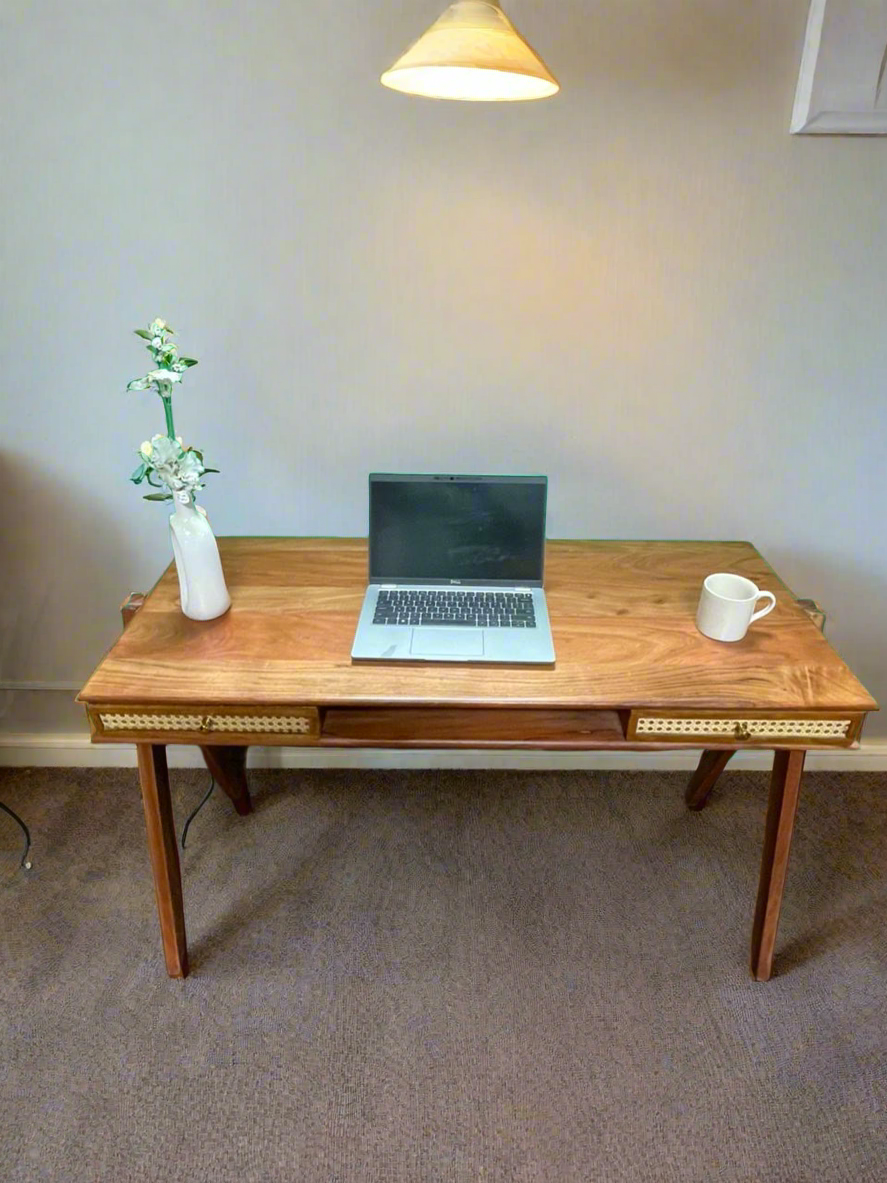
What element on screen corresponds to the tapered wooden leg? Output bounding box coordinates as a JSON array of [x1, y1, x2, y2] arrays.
[[137, 743, 189, 978], [200, 745, 252, 815], [685, 749, 736, 811], [750, 749, 806, 981]]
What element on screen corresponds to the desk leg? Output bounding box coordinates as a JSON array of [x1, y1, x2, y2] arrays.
[[137, 744, 189, 979], [685, 749, 736, 811], [200, 745, 252, 816], [750, 749, 805, 981]]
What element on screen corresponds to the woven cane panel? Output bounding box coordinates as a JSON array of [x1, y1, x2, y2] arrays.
[[100, 713, 204, 732], [211, 715, 312, 735], [99, 713, 313, 735], [634, 717, 852, 740]]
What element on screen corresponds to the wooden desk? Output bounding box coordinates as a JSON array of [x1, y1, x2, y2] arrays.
[[78, 539, 877, 981]]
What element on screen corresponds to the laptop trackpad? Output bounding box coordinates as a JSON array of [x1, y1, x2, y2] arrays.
[[410, 628, 484, 658]]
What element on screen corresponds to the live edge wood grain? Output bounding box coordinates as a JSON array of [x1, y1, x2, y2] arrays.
[[79, 539, 878, 718]]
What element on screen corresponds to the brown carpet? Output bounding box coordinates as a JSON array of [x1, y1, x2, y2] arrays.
[[1, 765, 885, 1182]]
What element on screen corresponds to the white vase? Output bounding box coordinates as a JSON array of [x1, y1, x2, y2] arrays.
[[169, 495, 231, 621]]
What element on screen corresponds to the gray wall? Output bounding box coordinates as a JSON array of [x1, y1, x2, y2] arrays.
[[1, 0, 885, 737]]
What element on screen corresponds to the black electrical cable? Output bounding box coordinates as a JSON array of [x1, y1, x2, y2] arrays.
[[181, 775, 216, 850], [0, 799, 32, 870]]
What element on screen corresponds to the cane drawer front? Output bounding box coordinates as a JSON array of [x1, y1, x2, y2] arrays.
[[89, 705, 320, 745], [627, 710, 864, 747]]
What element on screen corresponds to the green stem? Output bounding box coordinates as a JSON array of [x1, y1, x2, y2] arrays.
[[161, 393, 176, 439]]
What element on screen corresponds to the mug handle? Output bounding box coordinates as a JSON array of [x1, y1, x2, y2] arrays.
[[750, 590, 776, 624]]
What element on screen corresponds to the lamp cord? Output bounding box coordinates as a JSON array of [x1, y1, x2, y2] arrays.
[[181, 775, 216, 850], [0, 799, 32, 870], [2, 772, 216, 869]]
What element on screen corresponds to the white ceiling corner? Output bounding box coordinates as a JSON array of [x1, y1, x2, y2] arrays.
[[792, 0, 887, 133]]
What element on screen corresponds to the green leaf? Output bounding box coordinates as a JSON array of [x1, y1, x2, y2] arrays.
[[202, 467, 220, 474], [127, 377, 151, 391], [134, 328, 153, 340], [130, 462, 148, 483], [143, 492, 173, 502], [178, 357, 198, 367], [191, 449, 204, 462]]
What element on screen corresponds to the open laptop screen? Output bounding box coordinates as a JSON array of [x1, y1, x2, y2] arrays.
[[369, 475, 547, 585]]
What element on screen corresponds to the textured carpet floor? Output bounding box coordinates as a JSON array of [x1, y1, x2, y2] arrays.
[[0, 766, 885, 1182]]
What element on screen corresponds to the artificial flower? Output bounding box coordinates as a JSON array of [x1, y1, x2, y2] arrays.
[[126, 319, 216, 504]]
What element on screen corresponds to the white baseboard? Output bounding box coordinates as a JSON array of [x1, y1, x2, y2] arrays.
[[1, 732, 886, 772]]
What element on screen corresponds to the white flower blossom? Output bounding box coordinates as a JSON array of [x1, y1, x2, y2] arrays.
[[139, 440, 153, 459], [145, 434, 179, 468], [139, 434, 207, 500], [147, 368, 182, 385]]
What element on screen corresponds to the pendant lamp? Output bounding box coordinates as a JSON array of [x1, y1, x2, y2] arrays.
[[381, 1, 559, 102]]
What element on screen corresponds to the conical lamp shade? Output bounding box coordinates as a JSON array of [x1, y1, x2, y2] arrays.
[[381, 1, 559, 102]]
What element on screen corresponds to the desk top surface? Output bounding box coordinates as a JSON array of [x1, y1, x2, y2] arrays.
[[78, 538, 877, 713]]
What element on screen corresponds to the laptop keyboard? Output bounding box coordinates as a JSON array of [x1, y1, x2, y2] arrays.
[[373, 589, 537, 629]]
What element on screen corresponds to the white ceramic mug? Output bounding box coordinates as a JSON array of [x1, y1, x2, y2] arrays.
[[696, 573, 776, 642]]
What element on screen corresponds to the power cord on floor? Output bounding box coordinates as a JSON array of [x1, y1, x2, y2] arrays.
[[0, 800, 32, 870], [180, 775, 216, 850]]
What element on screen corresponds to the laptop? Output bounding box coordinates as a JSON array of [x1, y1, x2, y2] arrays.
[[351, 474, 555, 665]]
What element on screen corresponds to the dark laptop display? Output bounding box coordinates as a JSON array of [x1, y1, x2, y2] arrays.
[[369, 474, 547, 585]]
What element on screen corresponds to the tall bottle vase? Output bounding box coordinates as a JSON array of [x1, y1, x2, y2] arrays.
[[169, 494, 231, 621]]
